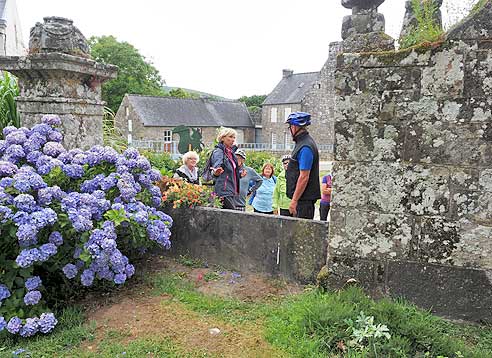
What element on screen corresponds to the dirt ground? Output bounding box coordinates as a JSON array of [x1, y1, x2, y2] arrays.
[[82, 255, 303, 357]]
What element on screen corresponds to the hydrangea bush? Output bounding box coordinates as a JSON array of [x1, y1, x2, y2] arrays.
[[0, 115, 172, 338]]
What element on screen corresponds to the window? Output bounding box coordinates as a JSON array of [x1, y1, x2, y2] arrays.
[[125, 106, 129, 117], [271, 107, 277, 123], [271, 132, 277, 150], [284, 107, 291, 121], [128, 120, 132, 132], [163, 130, 172, 142], [284, 131, 290, 147], [127, 133, 132, 144]]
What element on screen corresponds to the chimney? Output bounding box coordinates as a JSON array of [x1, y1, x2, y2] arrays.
[[283, 69, 293, 78]]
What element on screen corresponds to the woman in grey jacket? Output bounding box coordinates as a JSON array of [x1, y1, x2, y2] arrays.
[[210, 128, 241, 209]]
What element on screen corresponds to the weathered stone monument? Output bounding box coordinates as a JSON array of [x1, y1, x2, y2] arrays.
[[400, 0, 444, 41], [341, 0, 394, 52], [0, 17, 117, 149], [329, 1, 492, 322]]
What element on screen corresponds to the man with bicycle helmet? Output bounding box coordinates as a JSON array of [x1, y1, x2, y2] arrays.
[[284, 112, 320, 219]]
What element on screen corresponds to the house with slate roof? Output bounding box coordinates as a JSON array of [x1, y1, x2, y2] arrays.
[[0, 0, 25, 56], [261, 42, 341, 151], [114, 94, 255, 149]]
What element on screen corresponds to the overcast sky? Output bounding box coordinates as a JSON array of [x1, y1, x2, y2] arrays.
[[16, 0, 475, 99]]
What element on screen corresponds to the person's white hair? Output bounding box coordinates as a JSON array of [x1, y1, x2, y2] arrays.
[[182, 151, 199, 165], [216, 127, 237, 143]]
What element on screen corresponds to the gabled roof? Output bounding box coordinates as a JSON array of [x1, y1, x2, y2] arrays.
[[263, 72, 319, 105], [126, 95, 253, 128]]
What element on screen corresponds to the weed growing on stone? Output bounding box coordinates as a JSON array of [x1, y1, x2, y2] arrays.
[[400, 0, 445, 49]]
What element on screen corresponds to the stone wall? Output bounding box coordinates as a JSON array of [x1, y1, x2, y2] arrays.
[[166, 206, 328, 283], [302, 41, 342, 146], [328, 3, 492, 322]]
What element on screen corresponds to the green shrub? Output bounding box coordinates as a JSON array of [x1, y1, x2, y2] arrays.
[[243, 151, 282, 176], [0, 71, 20, 136], [142, 151, 179, 177]]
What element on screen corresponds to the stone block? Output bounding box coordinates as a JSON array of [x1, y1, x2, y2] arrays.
[[361, 67, 421, 93], [421, 49, 465, 99], [335, 120, 404, 162], [464, 50, 492, 98], [404, 121, 492, 166], [329, 208, 414, 260], [386, 260, 492, 323]]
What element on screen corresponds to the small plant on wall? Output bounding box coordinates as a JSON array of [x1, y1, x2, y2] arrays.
[[400, 0, 445, 49]]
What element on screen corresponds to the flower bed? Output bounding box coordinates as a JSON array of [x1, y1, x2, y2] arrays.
[[0, 115, 172, 338], [158, 177, 221, 209]]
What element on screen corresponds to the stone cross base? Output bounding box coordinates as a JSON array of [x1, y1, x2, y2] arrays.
[[343, 32, 395, 53], [17, 97, 104, 150]]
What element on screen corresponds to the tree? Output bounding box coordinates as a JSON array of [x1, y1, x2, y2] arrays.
[[167, 88, 198, 99], [237, 94, 267, 111], [89, 36, 166, 112]]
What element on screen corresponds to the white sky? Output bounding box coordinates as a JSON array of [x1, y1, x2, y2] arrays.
[[16, 0, 475, 99]]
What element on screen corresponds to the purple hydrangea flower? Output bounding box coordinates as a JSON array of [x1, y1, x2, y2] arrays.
[[24, 290, 42, 305], [62, 263, 78, 279], [19, 317, 39, 337], [125, 264, 135, 278], [25, 276, 42, 291], [5, 130, 27, 145], [48, 231, 63, 246], [16, 248, 40, 268], [48, 130, 63, 142], [38, 312, 57, 333], [31, 123, 52, 136], [14, 194, 37, 212], [81, 269, 95, 287], [42, 114, 62, 126], [0, 284, 11, 301], [6, 317, 22, 334], [114, 273, 127, 285], [43, 142, 65, 157], [0, 160, 17, 176]]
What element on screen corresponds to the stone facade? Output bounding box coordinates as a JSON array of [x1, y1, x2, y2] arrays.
[[303, 41, 342, 146], [328, 2, 492, 322], [262, 42, 340, 150], [0, 0, 25, 56], [115, 95, 255, 147], [0, 17, 117, 149]]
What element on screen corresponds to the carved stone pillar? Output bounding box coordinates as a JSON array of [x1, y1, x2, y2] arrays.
[[0, 17, 117, 149], [341, 0, 395, 52]]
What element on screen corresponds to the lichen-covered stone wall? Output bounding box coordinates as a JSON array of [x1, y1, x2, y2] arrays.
[[329, 3, 492, 322]]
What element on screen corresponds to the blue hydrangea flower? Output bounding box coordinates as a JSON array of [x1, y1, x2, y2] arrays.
[[114, 273, 127, 285], [62, 164, 84, 179], [48, 231, 63, 246], [0, 316, 5, 331], [0, 205, 12, 223], [14, 194, 37, 212], [0, 160, 17, 176], [42, 114, 61, 126], [5, 130, 27, 145], [39, 243, 57, 261], [6, 317, 22, 334], [16, 248, 40, 268], [19, 317, 39, 337], [25, 276, 42, 291], [38, 312, 57, 333], [125, 264, 135, 278], [48, 130, 63, 142], [81, 269, 95, 287], [62, 263, 78, 279], [24, 290, 42, 305], [43, 141, 66, 157], [0, 284, 11, 301]]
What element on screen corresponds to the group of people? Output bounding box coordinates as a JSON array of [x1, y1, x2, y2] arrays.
[[173, 111, 332, 221]]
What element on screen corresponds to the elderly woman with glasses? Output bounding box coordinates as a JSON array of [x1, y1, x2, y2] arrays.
[[174, 151, 200, 184]]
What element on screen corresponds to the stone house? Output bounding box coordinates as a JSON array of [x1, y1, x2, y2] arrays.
[[115, 94, 255, 147], [0, 0, 25, 56], [261, 42, 340, 149]]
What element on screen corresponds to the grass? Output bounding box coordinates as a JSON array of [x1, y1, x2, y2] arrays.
[[1, 270, 491, 358]]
